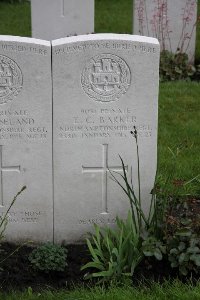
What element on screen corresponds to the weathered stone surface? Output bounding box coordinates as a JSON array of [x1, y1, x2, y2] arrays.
[[0, 36, 53, 243], [133, 0, 197, 61], [31, 0, 94, 40], [52, 34, 160, 244]]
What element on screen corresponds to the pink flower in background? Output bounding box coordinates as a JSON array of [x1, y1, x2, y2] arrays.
[[135, 0, 150, 36], [178, 0, 197, 54], [135, 0, 197, 58], [149, 0, 171, 51]]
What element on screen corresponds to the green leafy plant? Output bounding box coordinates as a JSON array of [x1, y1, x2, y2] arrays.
[[142, 235, 166, 261], [160, 50, 196, 81], [168, 231, 200, 276], [166, 197, 200, 276], [82, 127, 168, 281], [81, 212, 143, 281], [29, 243, 67, 273]]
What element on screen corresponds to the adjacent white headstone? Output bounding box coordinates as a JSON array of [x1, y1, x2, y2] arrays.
[[133, 0, 197, 61], [52, 34, 160, 244], [0, 36, 53, 243], [31, 0, 94, 40]]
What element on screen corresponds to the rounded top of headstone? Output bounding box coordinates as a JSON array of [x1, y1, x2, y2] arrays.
[[52, 34, 160, 46], [0, 35, 51, 46]]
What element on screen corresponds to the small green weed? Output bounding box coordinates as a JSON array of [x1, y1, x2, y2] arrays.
[[29, 243, 67, 273]]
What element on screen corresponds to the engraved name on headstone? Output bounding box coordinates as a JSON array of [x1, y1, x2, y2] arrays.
[[31, 0, 94, 40], [133, 0, 197, 61], [0, 36, 53, 243], [52, 34, 160, 244]]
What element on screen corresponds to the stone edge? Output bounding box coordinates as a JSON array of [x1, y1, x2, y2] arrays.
[[52, 34, 160, 46], [0, 35, 50, 46]]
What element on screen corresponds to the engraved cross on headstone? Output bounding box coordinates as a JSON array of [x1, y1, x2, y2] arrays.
[[82, 144, 128, 214], [0, 145, 20, 207], [61, 0, 67, 17]]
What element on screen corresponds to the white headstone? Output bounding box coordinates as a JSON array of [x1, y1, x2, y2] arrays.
[[31, 0, 94, 40], [0, 36, 53, 243], [52, 34, 160, 244], [133, 0, 197, 61]]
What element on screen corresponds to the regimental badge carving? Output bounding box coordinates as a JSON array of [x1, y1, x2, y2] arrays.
[[0, 55, 23, 105], [81, 54, 131, 102]]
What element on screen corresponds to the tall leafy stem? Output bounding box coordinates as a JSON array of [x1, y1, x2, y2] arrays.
[[0, 186, 27, 268], [0, 186, 26, 241], [109, 127, 155, 234]]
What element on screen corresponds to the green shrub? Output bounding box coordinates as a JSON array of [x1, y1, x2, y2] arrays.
[[29, 243, 67, 273]]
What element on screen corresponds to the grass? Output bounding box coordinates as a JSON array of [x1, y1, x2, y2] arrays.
[[2, 280, 200, 299], [0, 1, 31, 37], [95, 0, 133, 34], [158, 81, 200, 195]]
